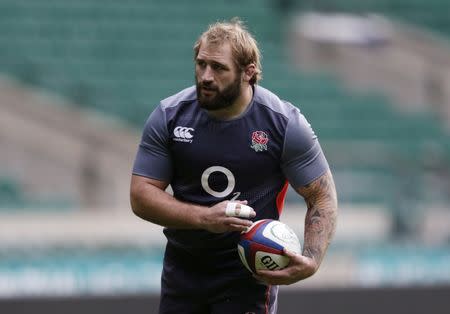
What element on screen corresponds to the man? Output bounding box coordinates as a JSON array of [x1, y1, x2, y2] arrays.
[[130, 18, 337, 314]]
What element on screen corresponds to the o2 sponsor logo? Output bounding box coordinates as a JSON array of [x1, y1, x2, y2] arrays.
[[201, 166, 240, 199]]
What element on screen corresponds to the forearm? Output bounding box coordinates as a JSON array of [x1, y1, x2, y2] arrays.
[[130, 176, 204, 229], [299, 170, 338, 267], [130, 175, 254, 233]]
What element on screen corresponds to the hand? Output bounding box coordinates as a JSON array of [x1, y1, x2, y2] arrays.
[[200, 200, 256, 233], [253, 249, 318, 285]]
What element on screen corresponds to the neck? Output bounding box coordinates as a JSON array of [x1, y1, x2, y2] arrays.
[[207, 85, 253, 120]]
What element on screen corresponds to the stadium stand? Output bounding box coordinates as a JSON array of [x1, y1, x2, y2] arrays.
[[293, 0, 450, 38], [0, 0, 449, 208], [0, 0, 280, 126], [0, 175, 73, 210], [0, 0, 449, 297], [0, 176, 23, 208]]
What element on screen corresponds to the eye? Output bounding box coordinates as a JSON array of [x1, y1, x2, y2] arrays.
[[196, 60, 206, 68], [211, 63, 225, 71]]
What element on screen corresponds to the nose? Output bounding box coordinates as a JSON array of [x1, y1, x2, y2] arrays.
[[201, 65, 214, 82]]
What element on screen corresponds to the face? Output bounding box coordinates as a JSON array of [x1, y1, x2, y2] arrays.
[[195, 41, 242, 111]]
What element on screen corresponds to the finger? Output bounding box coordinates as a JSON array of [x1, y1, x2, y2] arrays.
[[229, 224, 252, 232], [226, 217, 254, 227], [225, 202, 255, 218], [237, 204, 256, 218], [253, 271, 287, 285], [256, 269, 292, 285], [257, 269, 285, 278]]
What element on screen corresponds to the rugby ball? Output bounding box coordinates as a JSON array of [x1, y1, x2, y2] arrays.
[[237, 219, 301, 274]]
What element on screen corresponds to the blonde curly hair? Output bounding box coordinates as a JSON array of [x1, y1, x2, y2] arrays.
[[194, 18, 262, 85]]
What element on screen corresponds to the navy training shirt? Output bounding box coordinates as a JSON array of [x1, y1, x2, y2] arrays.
[[133, 85, 329, 269]]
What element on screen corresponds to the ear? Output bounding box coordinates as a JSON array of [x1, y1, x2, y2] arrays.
[[242, 64, 256, 83]]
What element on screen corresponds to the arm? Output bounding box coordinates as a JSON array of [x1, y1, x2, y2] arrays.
[[130, 175, 255, 233], [131, 105, 254, 233], [298, 169, 337, 271], [255, 170, 337, 284]]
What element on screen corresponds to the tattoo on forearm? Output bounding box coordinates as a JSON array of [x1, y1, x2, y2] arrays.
[[298, 170, 337, 265]]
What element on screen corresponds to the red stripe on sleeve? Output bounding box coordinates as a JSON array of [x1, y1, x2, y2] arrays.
[[276, 181, 289, 215]]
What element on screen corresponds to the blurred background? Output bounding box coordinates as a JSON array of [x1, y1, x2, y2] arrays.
[[0, 0, 449, 313]]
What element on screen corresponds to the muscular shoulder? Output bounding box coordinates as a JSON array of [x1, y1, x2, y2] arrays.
[[160, 86, 197, 110], [253, 86, 328, 188], [253, 85, 300, 121]]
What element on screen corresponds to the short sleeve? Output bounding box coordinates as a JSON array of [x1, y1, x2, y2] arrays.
[[132, 105, 173, 181], [281, 108, 329, 188]]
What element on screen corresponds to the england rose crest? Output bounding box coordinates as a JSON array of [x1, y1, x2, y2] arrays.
[[250, 131, 269, 152]]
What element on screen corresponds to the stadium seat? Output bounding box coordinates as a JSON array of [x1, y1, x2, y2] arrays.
[[0, 0, 448, 210]]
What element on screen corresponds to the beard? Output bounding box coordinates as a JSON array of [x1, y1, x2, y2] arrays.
[[196, 76, 242, 111]]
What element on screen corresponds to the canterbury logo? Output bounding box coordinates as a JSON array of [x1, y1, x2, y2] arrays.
[[173, 126, 195, 143]]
